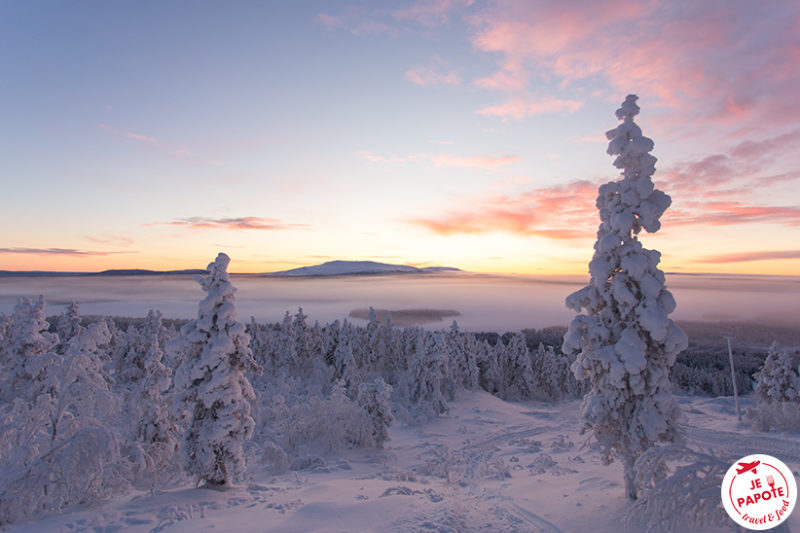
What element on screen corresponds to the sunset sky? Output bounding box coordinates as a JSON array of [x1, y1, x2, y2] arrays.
[[2, 1, 799, 275]]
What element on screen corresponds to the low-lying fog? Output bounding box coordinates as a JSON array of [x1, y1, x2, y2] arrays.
[[1, 272, 798, 331]]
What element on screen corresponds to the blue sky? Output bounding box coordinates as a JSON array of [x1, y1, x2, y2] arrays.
[[2, 1, 799, 274]]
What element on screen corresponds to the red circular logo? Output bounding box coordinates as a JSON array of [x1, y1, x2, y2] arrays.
[[721, 454, 797, 530]]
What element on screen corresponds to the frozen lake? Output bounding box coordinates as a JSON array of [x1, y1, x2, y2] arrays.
[[0, 272, 798, 331]]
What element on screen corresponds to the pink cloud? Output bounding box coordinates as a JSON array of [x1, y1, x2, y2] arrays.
[[465, 1, 800, 133], [314, 13, 342, 30], [477, 95, 583, 119], [404, 57, 461, 87], [660, 129, 800, 203], [124, 132, 158, 143], [700, 249, 800, 263], [666, 202, 800, 227]]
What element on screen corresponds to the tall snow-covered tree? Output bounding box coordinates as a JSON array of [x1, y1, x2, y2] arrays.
[[562, 95, 688, 500], [171, 253, 262, 487]]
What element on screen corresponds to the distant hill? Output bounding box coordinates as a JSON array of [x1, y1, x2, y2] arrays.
[[268, 260, 462, 277]]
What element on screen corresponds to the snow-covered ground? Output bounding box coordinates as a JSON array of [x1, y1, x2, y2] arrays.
[[9, 391, 798, 533]]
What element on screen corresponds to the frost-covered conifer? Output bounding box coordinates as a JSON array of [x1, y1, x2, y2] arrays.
[[448, 322, 480, 392], [1, 296, 57, 402], [504, 333, 535, 400], [477, 339, 503, 395], [135, 333, 178, 486], [357, 378, 393, 449], [56, 301, 83, 354], [171, 253, 262, 487], [333, 324, 360, 394], [406, 330, 448, 422], [562, 95, 688, 500], [755, 342, 799, 404]]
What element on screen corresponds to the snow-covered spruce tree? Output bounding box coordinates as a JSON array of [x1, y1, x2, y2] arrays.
[[562, 95, 688, 500], [56, 301, 83, 354], [747, 342, 800, 431], [332, 324, 360, 395], [406, 330, 448, 422], [755, 342, 799, 404], [134, 333, 178, 490], [357, 377, 394, 449], [503, 332, 536, 400], [1, 296, 57, 402], [171, 253, 262, 488]]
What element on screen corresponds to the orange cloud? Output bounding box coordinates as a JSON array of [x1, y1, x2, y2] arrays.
[[700, 250, 800, 263], [412, 179, 599, 238], [154, 217, 306, 230], [0, 248, 136, 256]]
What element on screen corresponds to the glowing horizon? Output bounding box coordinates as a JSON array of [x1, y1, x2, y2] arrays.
[[2, 2, 799, 277]]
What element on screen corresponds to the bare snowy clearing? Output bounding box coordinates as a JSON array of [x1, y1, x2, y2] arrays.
[[8, 391, 799, 533]]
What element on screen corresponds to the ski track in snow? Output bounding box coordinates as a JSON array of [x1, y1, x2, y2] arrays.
[[686, 426, 800, 466]]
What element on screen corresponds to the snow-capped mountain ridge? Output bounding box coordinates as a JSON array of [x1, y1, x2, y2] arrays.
[[269, 260, 461, 277]]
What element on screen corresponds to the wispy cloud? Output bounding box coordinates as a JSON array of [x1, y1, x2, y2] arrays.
[[85, 235, 135, 247], [667, 201, 800, 227], [357, 150, 408, 163], [0, 247, 136, 256], [100, 124, 158, 144], [404, 57, 461, 87], [663, 129, 800, 196], [393, 0, 474, 27], [358, 150, 521, 169], [153, 216, 307, 231], [314, 13, 343, 30], [700, 250, 800, 263], [476, 95, 583, 120]]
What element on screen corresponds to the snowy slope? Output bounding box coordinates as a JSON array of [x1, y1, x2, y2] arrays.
[[10, 392, 799, 533], [269, 260, 461, 277]]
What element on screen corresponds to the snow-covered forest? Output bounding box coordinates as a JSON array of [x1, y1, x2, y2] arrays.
[[1, 267, 798, 530], [2, 97, 799, 532]]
